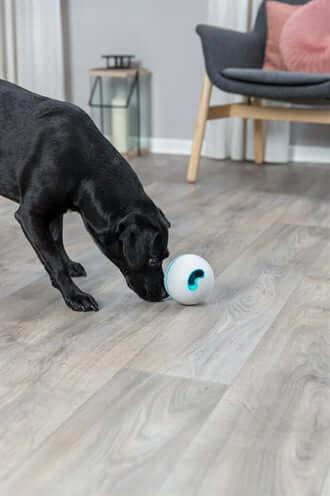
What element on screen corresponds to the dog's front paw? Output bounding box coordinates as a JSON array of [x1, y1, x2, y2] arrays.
[[68, 261, 87, 278], [64, 290, 99, 312]]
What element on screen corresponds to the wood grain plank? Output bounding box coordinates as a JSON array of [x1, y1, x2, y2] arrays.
[[2, 156, 330, 494], [159, 277, 330, 496], [321, 469, 330, 496], [131, 224, 330, 385], [0, 299, 178, 478], [1, 369, 226, 496], [308, 237, 330, 281], [279, 196, 330, 229], [0, 221, 261, 479]]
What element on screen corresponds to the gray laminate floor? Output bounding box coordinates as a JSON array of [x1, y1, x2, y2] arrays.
[[1, 155, 330, 495]]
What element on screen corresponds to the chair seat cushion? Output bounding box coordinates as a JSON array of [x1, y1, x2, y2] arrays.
[[222, 68, 330, 86]]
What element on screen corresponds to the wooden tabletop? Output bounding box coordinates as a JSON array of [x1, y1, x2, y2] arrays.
[[88, 67, 150, 78]]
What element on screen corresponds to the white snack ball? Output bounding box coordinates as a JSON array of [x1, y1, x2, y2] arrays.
[[165, 254, 215, 305]]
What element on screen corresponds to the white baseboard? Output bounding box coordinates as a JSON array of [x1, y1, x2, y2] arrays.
[[151, 138, 330, 164], [289, 145, 330, 164], [151, 138, 192, 155]]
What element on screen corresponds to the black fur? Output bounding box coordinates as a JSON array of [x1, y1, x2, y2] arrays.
[[0, 79, 170, 312]]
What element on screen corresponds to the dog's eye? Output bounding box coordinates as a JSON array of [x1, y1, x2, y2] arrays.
[[148, 258, 159, 266]]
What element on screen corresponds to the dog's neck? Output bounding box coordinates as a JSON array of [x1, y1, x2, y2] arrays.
[[75, 174, 154, 235]]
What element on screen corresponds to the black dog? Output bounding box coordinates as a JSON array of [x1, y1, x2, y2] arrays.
[[0, 79, 170, 312]]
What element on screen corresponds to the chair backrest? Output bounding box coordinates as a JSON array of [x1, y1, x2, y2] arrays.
[[254, 0, 311, 55]]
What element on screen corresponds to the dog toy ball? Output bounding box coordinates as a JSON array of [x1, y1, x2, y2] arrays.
[[165, 254, 215, 305]]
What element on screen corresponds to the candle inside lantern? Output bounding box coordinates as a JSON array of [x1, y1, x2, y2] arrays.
[[111, 97, 128, 154]]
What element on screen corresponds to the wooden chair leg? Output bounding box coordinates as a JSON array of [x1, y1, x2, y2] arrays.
[[187, 74, 212, 183], [254, 98, 264, 165]]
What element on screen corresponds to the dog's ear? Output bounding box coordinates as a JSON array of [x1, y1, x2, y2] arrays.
[[158, 208, 171, 228], [117, 213, 148, 269]]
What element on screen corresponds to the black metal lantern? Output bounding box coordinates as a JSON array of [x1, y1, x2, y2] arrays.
[[89, 55, 151, 158]]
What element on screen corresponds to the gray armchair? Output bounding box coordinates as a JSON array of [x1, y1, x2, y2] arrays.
[[187, 0, 330, 183]]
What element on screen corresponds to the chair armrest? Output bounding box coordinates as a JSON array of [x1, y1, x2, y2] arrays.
[[197, 24, 265, 85]]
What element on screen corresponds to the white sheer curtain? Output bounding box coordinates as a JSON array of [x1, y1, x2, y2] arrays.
[[204, 0, 290, 163], [0, 0, 65, 100]]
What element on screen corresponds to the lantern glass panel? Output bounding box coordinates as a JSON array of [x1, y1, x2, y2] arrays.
[[89, 71, 151, 157]]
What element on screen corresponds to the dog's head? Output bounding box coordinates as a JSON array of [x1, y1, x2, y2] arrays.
[[118, 210, 170, 301], [113, 208, 170, 301], [87, 206, 170, 302]]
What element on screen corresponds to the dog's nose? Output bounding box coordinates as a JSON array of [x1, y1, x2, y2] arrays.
[[144, 286, 168, 302]]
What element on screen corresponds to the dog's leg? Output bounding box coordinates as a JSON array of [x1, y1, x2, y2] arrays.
[[50, 215, 87, 278], [15, 206, 99, 312]]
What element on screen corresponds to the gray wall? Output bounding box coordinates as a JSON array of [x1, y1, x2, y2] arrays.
[[66, 1, 330, 149], [66, 0, 207, 140], [290, 122, 330, 147]]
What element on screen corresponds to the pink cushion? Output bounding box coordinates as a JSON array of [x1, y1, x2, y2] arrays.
[[263, 1, 300, 71], [280, 0, 330, 74]]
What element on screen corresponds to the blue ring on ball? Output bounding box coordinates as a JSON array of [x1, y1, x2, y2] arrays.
[[165, 255, 184, 297]]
